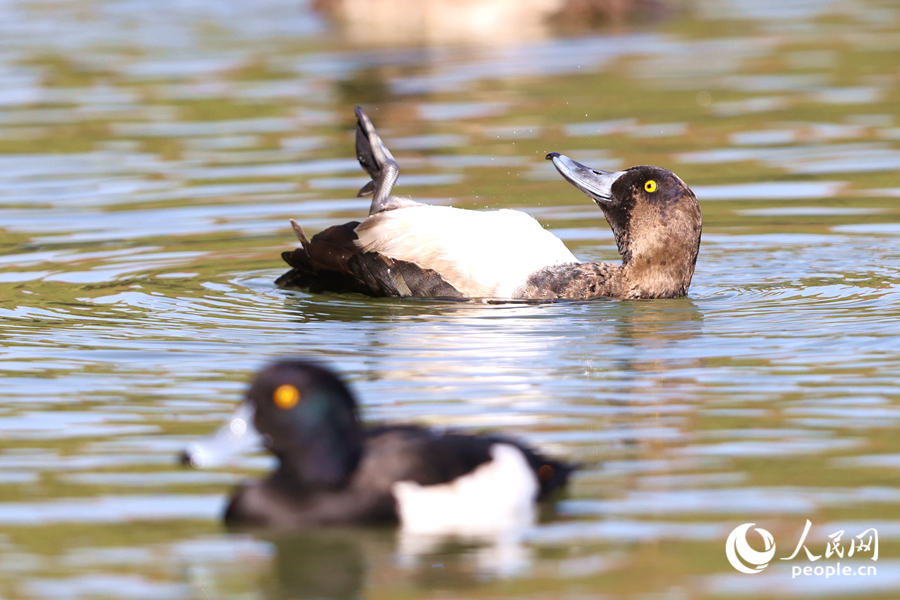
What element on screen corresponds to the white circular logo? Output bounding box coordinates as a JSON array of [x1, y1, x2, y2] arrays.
[[726, 523, 776, 574]]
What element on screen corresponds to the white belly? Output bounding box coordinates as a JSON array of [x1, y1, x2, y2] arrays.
[[354, 205, 578, 298]]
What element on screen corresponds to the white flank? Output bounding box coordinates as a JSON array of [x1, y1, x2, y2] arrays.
[[354, 205, 578, 298], [392, 443, 539, 535]]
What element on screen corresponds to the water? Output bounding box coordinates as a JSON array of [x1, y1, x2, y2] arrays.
[[0, 0, 899, 597]]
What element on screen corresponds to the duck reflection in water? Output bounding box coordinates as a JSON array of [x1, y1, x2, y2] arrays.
[[266, 532, 367, 600], [262, 527, 533, 600]]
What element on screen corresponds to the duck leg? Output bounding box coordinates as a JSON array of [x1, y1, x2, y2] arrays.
[[355, 106, 400, 215]]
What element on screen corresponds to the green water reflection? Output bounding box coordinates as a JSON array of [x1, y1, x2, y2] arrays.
[[0, 0, 899, 598]]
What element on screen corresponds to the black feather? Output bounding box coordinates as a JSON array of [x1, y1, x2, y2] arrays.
[[276, 221, 464, 298]]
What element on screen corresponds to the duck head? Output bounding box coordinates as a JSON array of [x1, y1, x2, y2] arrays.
[[183, 361, 364, 489], [548, 153, 702, 298]]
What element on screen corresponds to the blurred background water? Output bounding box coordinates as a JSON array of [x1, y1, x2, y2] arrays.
[[0, 0, 899, 598]]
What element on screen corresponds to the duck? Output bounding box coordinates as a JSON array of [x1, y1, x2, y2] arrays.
[[276, 107, 701, 300], [181, 360, 572, 530], [311, 0, 672, 47]]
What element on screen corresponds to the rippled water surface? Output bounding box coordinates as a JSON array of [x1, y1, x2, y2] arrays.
[[1, 0, 900, 598]]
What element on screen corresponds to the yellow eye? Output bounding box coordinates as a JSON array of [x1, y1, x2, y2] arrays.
[[645, 180, 658, 193], [273, 384, 300, 409]]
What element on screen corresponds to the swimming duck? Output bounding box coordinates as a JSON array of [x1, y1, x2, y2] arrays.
[[276, 107, 701, 300], [181, 360, 572, 530]]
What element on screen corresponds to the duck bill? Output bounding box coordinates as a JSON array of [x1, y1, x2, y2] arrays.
[[547, 152, 624, 205], [180, 403, 263, 468]]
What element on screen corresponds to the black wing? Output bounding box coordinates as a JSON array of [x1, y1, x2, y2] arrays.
[[275, 220, 463, 298], [360, 425, 572, 500]]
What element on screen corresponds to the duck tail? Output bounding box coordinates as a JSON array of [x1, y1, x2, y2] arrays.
[[289, 219, 310, 247], [275, 220, 365, 293], [275, 220, 464, 299], [535, 458, 575, 500], [515, 445, 575, 500]]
